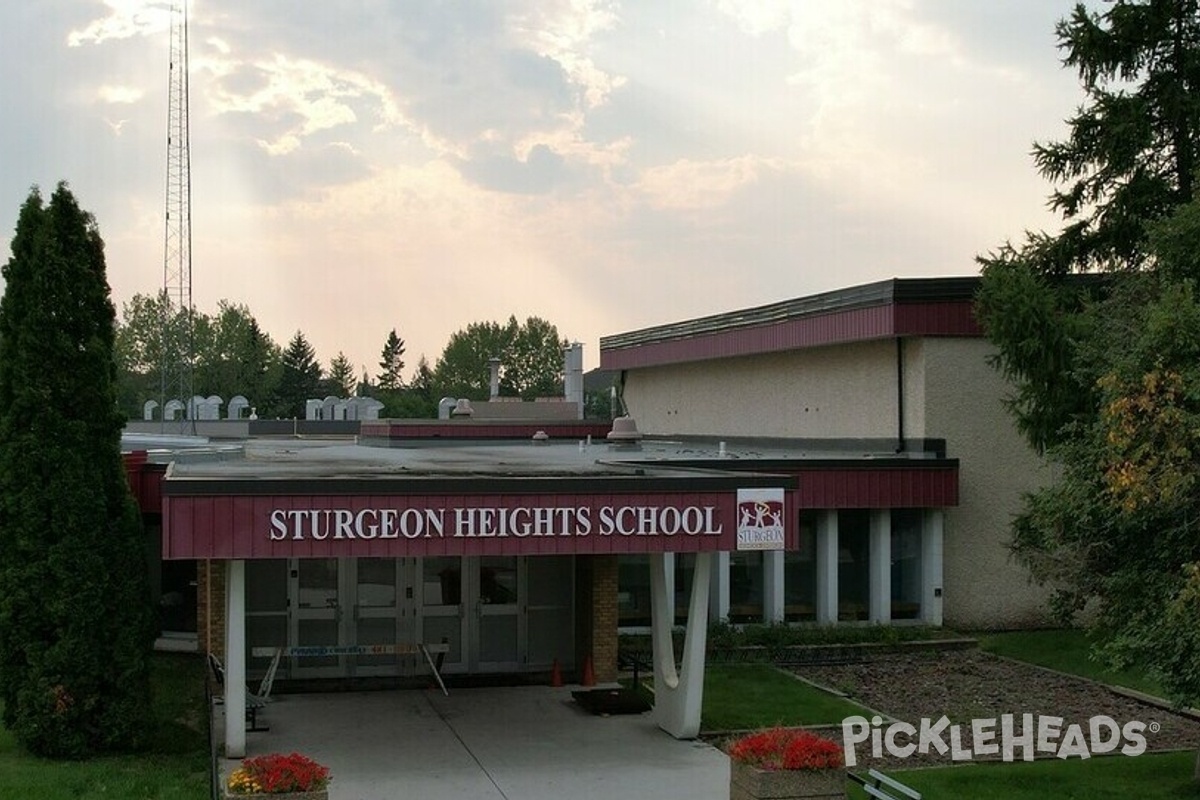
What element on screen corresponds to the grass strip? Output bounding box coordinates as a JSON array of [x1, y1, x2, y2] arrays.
[[976, 629, 1166, 698], [849, 751, 1200, 800], [703, 663, 867, 732]]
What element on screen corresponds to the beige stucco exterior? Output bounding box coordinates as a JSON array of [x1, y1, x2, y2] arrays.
[[619, 334, 1054, 629], [621, 340, 901, 440], [916, 337, 1054, 628]]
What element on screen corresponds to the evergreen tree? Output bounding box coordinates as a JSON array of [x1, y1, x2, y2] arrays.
[[0, 184, 154, 757], [376, 329, 406, 391], [275, 331, 322, 417], [328, 352, 356, 397], [411, 355, 435, 403], [242, 317, 280, 413]]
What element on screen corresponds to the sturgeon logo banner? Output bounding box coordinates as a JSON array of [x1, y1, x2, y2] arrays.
[[736, 488, 785, 550]]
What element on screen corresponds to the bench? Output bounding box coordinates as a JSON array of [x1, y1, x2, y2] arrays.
[[208, 647, 281, 732], [617, 649, 652, 685], [849, 768, 922, 800]]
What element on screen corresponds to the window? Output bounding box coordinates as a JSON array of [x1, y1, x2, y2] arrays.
[[891, 510, 923, 620], [784, 510, 818, 621], [728, 552, 764, 623], [837, 510, 870, 621]]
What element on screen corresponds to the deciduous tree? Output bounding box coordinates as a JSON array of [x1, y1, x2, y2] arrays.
[[433, 316, 566, 400]]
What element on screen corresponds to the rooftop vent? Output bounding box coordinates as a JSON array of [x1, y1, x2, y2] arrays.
[[607, 415, 643, 443], [450, 398, 475, 418]]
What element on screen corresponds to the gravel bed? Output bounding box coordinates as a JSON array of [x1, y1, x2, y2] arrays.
[[790, 649, 1200, 770]]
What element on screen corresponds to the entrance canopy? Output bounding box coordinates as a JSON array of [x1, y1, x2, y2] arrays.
[[162, 440, 797, 559]]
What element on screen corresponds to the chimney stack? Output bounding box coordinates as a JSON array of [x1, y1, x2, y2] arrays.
[[488, 357, 501, 400]]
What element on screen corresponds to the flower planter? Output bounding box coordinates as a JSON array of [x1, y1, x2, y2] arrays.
[[729, 761, 845, 800], [225, 792, 328, 800], [226, 752, 331, 799]]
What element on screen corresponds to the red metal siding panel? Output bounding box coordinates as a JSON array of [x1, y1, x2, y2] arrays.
[[602, 306, 896, 370], [794, 468, 958, 509], [601, 300, 984, 371], [163, 489, 768, 559]]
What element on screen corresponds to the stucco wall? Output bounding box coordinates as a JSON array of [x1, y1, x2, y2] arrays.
[[919, 337, 1053, 629], [618, 333, 1055, 630], [621, 340, 902, 440], [901, 339, 927, 440]]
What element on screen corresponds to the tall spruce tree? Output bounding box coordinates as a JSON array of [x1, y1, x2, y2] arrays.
[[328, 352, 356, 397], [0, 184, 154, 757], [275, 331, 322, 417], [376, 329, 406, 391]]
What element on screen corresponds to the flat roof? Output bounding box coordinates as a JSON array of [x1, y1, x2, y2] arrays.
[[599, 276, 983, 370]]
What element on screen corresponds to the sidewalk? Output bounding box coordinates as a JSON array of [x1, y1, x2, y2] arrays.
[[218, 686, 730, 800]]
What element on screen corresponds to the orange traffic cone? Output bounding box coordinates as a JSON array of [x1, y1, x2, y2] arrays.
[[550, 658, 563, 687], [581, 655, 596, 687]]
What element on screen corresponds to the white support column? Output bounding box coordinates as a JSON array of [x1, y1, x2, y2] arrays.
[[650, 551, 712, 739], [663, 552, 676, 626], [922, 510, 944, 626], [763, 551, 785, 623], [709, 551, 730, 622], [815, 510, 839, 624], [869, 510, 892, 624], [224, 559, 247, 758]]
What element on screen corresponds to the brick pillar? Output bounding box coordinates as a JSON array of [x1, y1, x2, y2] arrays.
[[196, 559, 227, 659], [590, 555, 619, 683]]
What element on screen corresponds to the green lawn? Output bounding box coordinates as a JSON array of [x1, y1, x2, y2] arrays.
[[0, 652, 210, 800], [977, 629, 1167, 697], [849, 751, 1200, 799], [702, 664, 867, 731]]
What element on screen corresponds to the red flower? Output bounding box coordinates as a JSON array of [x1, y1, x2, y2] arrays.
[[728, 728, 843, 772], [232, 752, 331, 794]]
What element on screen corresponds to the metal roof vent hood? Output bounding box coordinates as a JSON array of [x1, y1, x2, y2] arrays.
[[607, 415, 643, 445], [450, 398, 475, 418]]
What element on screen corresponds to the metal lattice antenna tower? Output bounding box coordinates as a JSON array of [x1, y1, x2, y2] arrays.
[[160, 0, 194, 433]]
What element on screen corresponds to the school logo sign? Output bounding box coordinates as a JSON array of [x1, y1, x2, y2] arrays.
[[736, 488, 785, 550]]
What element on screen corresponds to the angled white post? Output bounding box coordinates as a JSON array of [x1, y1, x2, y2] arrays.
[[650, 551, 712, 739]]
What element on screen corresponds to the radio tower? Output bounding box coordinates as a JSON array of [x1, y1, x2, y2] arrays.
[[160, 0, 194, 433]]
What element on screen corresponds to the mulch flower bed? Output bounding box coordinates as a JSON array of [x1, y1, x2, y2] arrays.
[[791, 649, 1200, 770]]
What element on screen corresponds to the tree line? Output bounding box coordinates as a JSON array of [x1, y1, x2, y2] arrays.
[[115, 293, 576, 420]]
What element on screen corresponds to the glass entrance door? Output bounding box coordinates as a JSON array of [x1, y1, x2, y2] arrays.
[[471, 556, 523, 671], [352, 558, 418, 677], [290, 558, 419, 678], [291, 559, 343, 678], [419, 557, 467, 673]]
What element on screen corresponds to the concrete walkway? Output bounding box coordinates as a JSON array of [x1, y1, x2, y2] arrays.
[[219, 687, 730, 800]]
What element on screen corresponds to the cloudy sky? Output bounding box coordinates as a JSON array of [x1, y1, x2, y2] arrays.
[[1, 1, 1093, 379]]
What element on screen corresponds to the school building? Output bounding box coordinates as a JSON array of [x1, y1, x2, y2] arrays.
[[123, 275, 1050, 756]]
